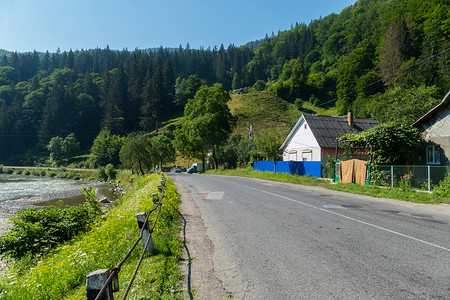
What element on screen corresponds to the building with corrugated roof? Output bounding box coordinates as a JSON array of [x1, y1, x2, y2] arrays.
[[280, 112, 380, 165]]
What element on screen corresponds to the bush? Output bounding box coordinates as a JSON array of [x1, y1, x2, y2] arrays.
[[0, 164, 3, 173], [0, 187, 101, 259], [434, 172, 450, 197], [370, 166, 391, 186], [46, 171, 57, 177], [322, 156, 336, 179], [5, 168, 13, 174], [97, 166, 108, 181], [253, 80, 267, 91], [399, 173, 413, 191], [105, 163, 116, 180]]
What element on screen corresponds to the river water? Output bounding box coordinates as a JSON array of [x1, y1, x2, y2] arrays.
[[0, 174, 116, 270], [0, 174, 115, 210]]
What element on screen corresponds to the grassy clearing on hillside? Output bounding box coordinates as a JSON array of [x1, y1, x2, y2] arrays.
[[205, 168, 450, 205], [301, 102, 338, 116], [143, 90, 339, 145], [0, 174, 184, 299], [229, 91, 300, 137]]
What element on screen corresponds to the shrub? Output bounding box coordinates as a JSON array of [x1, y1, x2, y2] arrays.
[[57, 171, 68, 178], [370, 166, 391, 186], [97, 167, 108, 181], [434, 172, 450, 197], [46, 171, 57, 177], [399, 173, 413, 191], [322, 156, 336, 179], [0, 187, 101, 259], [0, 164, 3, 173], [5, 168, 13, 174], [105, 163, 116, 180]]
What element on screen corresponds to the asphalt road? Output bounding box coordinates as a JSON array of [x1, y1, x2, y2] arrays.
[[170, 173, 450, 299]]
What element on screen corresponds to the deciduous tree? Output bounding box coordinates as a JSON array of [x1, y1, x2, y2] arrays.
[[174, 84, 235, 169]]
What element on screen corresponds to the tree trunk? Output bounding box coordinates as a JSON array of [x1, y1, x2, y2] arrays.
[[138, 159, 145, 176], [202, 150, 206, 173], [212, 145, 218, 170]]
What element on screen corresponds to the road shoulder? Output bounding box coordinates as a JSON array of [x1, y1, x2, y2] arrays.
[[175, 180, 230, 300]]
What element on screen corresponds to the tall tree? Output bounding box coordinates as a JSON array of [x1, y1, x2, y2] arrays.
[[378, 20, 407, 84], [174, 84, 235, 169], [102, 66, 128, 135], [151, 134, 175, 169], [120, 132, 153, 175], [90, 129, 124, 167]]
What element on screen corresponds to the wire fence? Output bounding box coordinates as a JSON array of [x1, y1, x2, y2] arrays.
[[89, 175, 167, 300], [371, 165, 450, 192]]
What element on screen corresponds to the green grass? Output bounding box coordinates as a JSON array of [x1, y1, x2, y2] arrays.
[[205, 168, 450, 204], [0, 173, 185, 299], [229, 91, 300, 137], [301, 102, 338, 116]]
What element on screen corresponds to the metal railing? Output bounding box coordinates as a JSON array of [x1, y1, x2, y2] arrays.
[[87, 175, 167, 300]]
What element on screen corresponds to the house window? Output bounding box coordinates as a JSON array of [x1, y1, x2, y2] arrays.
[[426, 145, 440, 164], [302, 150, 312, 161], [288, 151, 297, 161]]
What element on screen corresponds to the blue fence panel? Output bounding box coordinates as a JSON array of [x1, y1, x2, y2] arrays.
[[254, 161, 276, 172], [254, 161, 321, 178]]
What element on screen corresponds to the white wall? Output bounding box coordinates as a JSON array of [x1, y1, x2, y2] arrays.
[[421, 107, 450, 164], [282, 119, 321, 162]]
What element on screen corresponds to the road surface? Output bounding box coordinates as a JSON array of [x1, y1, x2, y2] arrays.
[[170, 173, 450, 299]]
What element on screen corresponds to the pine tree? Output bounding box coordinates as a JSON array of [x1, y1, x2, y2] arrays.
[[102, 66, 128, 135]]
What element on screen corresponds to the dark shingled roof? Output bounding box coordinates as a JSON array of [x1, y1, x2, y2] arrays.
[[304, 115, 380, 148]]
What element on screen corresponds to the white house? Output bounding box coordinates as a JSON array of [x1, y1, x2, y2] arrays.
[[412, 90, 450, 165], [280, 112, 380, 165]]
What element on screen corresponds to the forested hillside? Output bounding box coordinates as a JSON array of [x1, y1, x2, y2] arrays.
[[0, 0, 448, 165]]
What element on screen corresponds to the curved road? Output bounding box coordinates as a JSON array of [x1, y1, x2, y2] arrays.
[[170, 173, 450, 299]]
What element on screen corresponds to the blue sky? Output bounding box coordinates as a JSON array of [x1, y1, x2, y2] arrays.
[[0, 0, 356, 53]]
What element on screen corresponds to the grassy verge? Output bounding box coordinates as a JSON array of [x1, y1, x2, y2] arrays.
[[0, 173, 184, 299], [205, 168, 450, 205]]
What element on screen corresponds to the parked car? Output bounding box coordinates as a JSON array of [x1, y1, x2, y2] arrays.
[[187, 165, 197, 174], [171, 167, 181, 173]]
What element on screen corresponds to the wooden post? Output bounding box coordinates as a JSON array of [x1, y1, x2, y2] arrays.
[[136, 212, 155, 255], [86, 269, 114, 300]]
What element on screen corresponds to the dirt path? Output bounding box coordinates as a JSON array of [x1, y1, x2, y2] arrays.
[[176, 181, 231, 300]]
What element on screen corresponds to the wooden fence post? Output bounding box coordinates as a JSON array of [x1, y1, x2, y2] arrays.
[[136, 212, 155, 255], [86, 269, 114, 300]]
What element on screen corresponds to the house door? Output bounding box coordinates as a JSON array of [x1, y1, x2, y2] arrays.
[[302, 151, 312, 161]]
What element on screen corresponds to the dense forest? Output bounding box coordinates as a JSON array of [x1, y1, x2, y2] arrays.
[[0, 0, 448, 165]]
